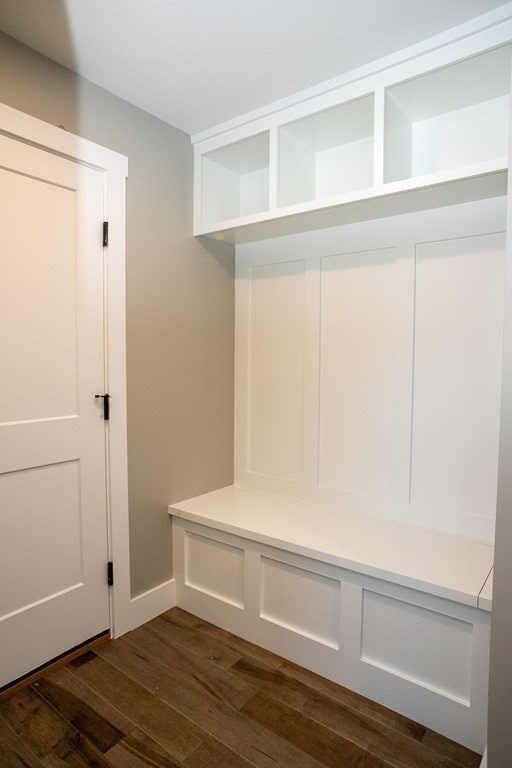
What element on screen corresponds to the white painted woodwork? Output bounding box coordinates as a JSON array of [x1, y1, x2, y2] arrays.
[[184, 530, 245, 608], [246, 260, 305, 483], [479, 567, 494, 612], [169, 489, 491, 751], [179, 14, 512, 756], [201, 132, 269, 228], [0, 120, 123, 686], [318, 247, 396, 497], [235, 198, 505, 540], [1, 463, 83, 618], [169, 486, 493, 608], [384, 45, 511, 182], [361, 589, 473, 703], [278, 95, 374, 207], [260, 556, 341, 649], [410, 234, 505, 520], [194, 19, 512, 238]]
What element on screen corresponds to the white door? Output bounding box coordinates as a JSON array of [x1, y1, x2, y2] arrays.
[[0, 133, 110, 686]]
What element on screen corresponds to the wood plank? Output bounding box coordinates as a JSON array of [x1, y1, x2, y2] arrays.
[[31, 667, 128, 753], [68, 651, 206, 762], [161, 608, 232, 640], [232, 657, 467, 768], [300, 686, 465, 768], [105, 728, 184, 768], [421, 731, 481, 768], [231, 656, 308, 709], [184, 736, 258, 768], [0, 688, 76, 759], [166, 608, 285, 669], [0, 687, 112, 768], [32, 666, 188, 768], [278, 659, 426, 740], [278, 659, 480, 766], [146, 614, 242, 669], [40, 733, 113, 767], [93, 635, 327, 768], [241, 690, 399, 768], [0, 713, 46, 768], [124, 624, 255, 710]]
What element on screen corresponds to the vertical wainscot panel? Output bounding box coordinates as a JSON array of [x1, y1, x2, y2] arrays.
[[411, 232, 505, 523], [246, 260, 306, 483]]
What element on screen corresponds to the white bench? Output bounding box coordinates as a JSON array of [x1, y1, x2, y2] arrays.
[[169, 484, 493, 753]]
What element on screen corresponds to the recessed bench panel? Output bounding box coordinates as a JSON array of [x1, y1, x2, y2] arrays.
[[184, 530, 245, 608], [361, 588, 473, 704], [260, 556, 341, 649]]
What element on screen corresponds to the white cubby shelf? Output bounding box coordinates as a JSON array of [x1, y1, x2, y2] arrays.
[[193, 15, 512, 243], [278, 94, 375, 207], [384, 45, 511, 183]]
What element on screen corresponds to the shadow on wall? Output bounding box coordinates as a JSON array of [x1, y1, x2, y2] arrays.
[[0, 1, 79, 134]]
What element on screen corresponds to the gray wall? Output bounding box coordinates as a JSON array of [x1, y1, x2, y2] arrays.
[[0, 31, 235, 596]]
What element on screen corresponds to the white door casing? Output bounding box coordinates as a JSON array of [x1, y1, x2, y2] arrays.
[[0, 104, 130, 686]]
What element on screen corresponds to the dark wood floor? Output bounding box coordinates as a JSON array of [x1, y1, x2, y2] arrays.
[[0, 607, 481, 768]]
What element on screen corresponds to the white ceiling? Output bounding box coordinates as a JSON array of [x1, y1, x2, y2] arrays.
[[0, 0, 511, 136]]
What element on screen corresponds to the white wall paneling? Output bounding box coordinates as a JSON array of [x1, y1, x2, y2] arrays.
[[410, 233, 505, 524], [246, 260, 305, 484], [318, 246, 398, 499], [235, 197, 506, 540]]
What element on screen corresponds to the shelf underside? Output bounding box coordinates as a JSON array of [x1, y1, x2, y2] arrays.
[[200, 168, 507, 245]]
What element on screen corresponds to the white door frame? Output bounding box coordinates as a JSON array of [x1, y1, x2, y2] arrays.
[[0, 102, 133, 639]]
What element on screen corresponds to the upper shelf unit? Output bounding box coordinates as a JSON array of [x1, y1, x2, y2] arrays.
[[194, 29, 512, 241]]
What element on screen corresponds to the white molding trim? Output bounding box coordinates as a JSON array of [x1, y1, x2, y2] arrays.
[[0, 102, 128, 176], [122, 579, 176, 635], [480, 746, 487, 767], [0, 102, 133, 641]]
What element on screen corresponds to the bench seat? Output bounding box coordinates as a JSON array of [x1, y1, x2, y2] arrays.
[[169, 484, 493, 752]]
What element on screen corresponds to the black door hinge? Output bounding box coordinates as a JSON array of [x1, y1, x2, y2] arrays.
[[103, 221, 109, 247], [95, 393, 110, 420], [107, 561, 114, 587]]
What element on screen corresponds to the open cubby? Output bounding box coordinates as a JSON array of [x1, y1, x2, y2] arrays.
[[195, 31, 512, 237], [201, 132, 269, 228], [384, 44, 511, 183], [278, 95, 374, 208]]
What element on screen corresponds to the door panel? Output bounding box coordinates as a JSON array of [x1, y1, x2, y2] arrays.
[[0, 135, 110, 686]]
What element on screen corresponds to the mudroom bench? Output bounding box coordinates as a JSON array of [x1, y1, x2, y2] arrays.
[[169, 484, 493, 753]]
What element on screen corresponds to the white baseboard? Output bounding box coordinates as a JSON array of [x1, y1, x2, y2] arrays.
[[124, 578, 176, 633], [480, 746, 487, 767]]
